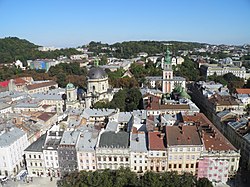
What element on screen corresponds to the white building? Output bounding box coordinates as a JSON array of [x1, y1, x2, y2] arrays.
[[0, 102, 12, 114], [43, 131, 63, 177], [130, 132, 148, 173], [200, 64, 246, 79], [96, 131, 130, 170], [0, 127, 29, 176], [25, 134, 46, 177]]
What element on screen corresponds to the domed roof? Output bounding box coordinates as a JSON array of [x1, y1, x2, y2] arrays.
[[66, 83, 75, 89], [88, 67, 107, 79]]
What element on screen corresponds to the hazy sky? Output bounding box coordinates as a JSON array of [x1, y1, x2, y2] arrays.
[[0, 0, 249, 47]]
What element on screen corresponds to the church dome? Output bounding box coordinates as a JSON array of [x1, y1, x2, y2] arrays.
[[66, 83, 75, 89], [88, 67, 107, 79]]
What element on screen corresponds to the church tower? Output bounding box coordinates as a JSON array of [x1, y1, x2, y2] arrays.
[[66, 83, 77, 102], [162, 48, 173, 93]]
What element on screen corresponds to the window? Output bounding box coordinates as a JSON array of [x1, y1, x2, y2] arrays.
[[134, 166, 137, 170], [191, 155, 195, 160], [80, 159, 83, 163], [109, 157, 112, 161], [120, 157, 123, 162], [114, 157, 117, 162], [191, 164, 194, 168], [30, 162, 33, 166], [145, 166, 147, 170], [179, 164, 182, 168], [231, 166, 234, 171], [40, 163, 42, 166], [150, 166, 153, 170], [29, 155, 31, 158], [186, 155, 190, 160], [134, 160, 136, 164], [126, 157, 129, 162], [174, 164, 177, 169], [169, 156, 172, 160], [103, 157, 106, 161], [98, 157, 101, 161], [86, 160, 89, 163], [93, 166, 95, 169], [139, 160, 142, 163], [38, 155, 41, 159], [34, 155, 36, 159], [163, 152, 166, 156], [186, 164, 189, 168], [232, 158, 235, 162], [169, 164, 172, 169], [35, 163, 37, 166], [162, 167, 165, 171], [51, 156, 53, 160], [179, 155, 183, 160], [134, 155, 137, 158]]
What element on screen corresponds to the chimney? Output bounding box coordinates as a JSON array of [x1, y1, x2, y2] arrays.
[[159, 133, 164, 139]]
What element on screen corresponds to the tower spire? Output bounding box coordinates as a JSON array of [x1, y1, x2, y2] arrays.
[[164, 47, 171, 65], [94, 58, 99, 67]]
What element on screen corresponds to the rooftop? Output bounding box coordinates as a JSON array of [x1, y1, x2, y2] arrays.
[[25, 133, 46, 152], [26, 81, 57, 91], [183, 113, 237, 151], [0, 127, 26, 147], [148, 131, 166, 150], [166, 125, 202, 146], [130, 132, 147, 152], [98, 131, 129, 148]]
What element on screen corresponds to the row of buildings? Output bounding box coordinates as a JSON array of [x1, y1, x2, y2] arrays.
[[189, 82, 250, 170], [24, 111, 240, 184]]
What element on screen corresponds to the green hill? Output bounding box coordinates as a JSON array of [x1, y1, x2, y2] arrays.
[[0, 37, 38, 63], [0, 37, 81, 64]]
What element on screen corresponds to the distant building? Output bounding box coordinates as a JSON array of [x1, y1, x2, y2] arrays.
[[37, 46, 60, 52], [30, 59, 60, 72], [200, 64, 246, 79]]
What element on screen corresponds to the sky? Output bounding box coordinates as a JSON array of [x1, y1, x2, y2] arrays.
[[0, 0, 250, 47]]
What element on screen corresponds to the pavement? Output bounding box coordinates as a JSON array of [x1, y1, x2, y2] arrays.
[[1, 177, 58, 187]]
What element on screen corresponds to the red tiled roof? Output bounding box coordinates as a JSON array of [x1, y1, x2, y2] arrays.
[[183, 113, 236, 151], [0, 80, 9, 87], [236, 88, 250, 94], [26, 81, 57, 90], [37, 112, 56, 122], [14, 77, 27, 85], [145, 95, 190, 110], [148, 131, 166, 150], [166, 125, 202, 146]]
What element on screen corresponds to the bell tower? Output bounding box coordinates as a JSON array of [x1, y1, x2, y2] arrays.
[[162, 48, 173, 93]]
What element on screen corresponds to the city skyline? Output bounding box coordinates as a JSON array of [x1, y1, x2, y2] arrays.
[[0, 0, 250, 47]]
